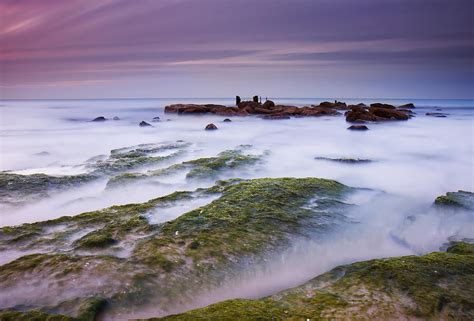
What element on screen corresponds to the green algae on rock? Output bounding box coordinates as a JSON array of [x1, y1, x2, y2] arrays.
[[106, 146, 267, 187], [0, 172, 97, 206], [0, 177, 353, 319], [434, 190, 474, 210], [153, 246, 474, 321]]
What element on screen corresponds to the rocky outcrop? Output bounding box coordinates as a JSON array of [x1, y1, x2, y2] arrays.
[[434, 190, 473, 210], [154, 246, 474, 320], [345, 104, 412, 122], [92, 116, 106, 122]]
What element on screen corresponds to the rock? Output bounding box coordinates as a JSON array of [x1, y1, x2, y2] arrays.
[[152, 116, 161, 122], [368, 107, 410, 120], [223, 118, 232, 122], [345, 109, 381, 122], [426, 112, 448, 118], [262, 114, 291, 120], [238, 101, 260, 111], [347, 125, 369, 130], [300, 107, 340, 117], [236, 96, 241, 105], [399, 103, 415, 109], [262, 100, 275, 109], [252, 95, 259, 103], [139, 121, 153, 127], [318, 101, 348, 109], [434, 190, 473, 210], [370, 103, 396, 109], [113, 116, 120, 120], [205, 123, 218, 130], [92, 116, 106, 122], [315, 156, 371, 163]]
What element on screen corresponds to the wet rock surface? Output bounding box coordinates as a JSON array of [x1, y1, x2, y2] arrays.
[[0, 177, 353, 319]]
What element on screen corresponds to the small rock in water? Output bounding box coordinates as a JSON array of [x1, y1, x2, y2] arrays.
[[262, 114, 291, 120], [152, 116, 161, 122], [399, 103, 415, 109], [223, 118, 232, 122], [348, 125, 369, 130], [426, 112, 448, 118], [205, 123, 218, 130], [113, 116, 120, 120], [139, 121, 153, 127], [92, 116, 106, 122]]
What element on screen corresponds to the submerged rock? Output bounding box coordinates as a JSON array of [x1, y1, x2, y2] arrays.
[[91, 116, 106, 122], [205, 123, 218, 130], [314, 156, 372, 163], [139, 121, 153, 127], [223, 118, 232, 122], [399, 103, 415, 109], [113, 116, 120, 120], [434, 190, 474, 210], [426, 112, 448, 118], [152, 116, 161, 122], [0, 172, 96, 206], [347, 125, 369, 130], [154, 247, 474, 320]]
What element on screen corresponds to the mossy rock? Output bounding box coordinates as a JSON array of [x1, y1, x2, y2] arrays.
[[153, 247, 474, 320], [434, 190, 474, 210]]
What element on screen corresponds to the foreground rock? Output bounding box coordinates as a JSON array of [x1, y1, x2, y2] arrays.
[[91, 116, 106, 122], [0, 177, 353, 319], [154, 245, 474, 320], [139, 121, 153, 127]]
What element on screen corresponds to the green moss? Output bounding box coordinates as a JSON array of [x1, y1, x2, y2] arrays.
[[0, 310, 73, 321], [434, 190, 474, 210], [446, 241, 474, 255], [74, 229, 117, 248], [151, 249, 474, 320]]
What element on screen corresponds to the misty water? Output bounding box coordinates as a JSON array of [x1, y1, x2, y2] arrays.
[[0, 98, 473, 318]]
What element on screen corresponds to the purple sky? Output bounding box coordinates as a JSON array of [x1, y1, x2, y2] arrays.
[[1, 0, 473, 99]]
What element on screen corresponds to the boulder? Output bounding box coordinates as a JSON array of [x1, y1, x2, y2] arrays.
[[370, 103, 396, 109], [399, 103, 415, 109], [113, 116, 120, 121], [345, 109, 380, 122], [348, 125, 369, 130], [236, 96, 241, 105], [223, 118, 232, 122], [152, 116, 160, 122], [139, 121, 152, 127], [369, 107, 409, 120], [262, 100, 275, 109], [205, 123, 218, 130], [252, 95, 259, 103], [92, 116, 106, 122]]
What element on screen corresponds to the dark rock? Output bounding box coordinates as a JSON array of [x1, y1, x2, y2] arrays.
[[318, 101, 348, 110], [152, 116, 161, 122], [223, 118, 232, 122], [369, 107, 410, 120], [252, 95, 259, 103], [346, 109, 380, 122], [399, 103, 415, 109], [426, 112, 448, 118], [139, 121, 153, 127], [348, 125, 369, 130], [113, 116, 120, 120], [370, 103, 396, 109], [236, 96, 241, 105], [315, 156, 371, 163], [205, 123, 218, 130], [188, 240, 200, 250], [262, 100, 275, 109], [92, 116, 106, 122], [262, 114, 291, 120]]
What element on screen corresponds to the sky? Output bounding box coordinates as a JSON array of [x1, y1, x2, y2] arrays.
[[0, 0, 473, 99]]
